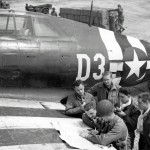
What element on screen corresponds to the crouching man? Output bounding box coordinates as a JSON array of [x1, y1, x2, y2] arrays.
[[65, 80, 95, 118], [80, 100, 128, 150]]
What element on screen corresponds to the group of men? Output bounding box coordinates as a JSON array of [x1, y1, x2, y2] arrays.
[[64, 71, 150, 150]]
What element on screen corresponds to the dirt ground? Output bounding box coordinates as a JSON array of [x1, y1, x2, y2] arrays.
[[9, 0, 150, 42]]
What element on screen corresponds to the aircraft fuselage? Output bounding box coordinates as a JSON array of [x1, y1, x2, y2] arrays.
[[0, 10, 150, 88]]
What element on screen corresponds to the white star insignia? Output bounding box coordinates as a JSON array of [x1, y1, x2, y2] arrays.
[[125, 50, 146, 79]]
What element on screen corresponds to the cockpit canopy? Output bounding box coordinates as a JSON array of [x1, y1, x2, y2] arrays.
[[0, 9, 73, 37]]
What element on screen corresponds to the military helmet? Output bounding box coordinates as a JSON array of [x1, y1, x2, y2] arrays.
[[96, 100, 114, 117]]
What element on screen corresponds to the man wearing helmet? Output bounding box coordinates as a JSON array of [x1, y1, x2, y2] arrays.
[[80, 100, 128, 150]]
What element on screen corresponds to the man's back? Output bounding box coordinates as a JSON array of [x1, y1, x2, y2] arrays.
[[86, 115, 128, 150]]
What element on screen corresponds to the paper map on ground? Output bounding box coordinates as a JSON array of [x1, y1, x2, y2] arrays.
[[52, 118, 116, 150]]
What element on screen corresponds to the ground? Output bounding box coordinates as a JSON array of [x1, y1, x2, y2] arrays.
[[9, 0, 150, 42]]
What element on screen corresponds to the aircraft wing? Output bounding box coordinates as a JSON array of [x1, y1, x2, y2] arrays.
[[0, 88, 116, 150]]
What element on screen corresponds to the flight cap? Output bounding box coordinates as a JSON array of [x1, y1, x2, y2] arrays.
[[97, 100, 114, 117]]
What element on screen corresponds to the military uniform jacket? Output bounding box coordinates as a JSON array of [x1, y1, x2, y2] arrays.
[[86, 115, 128, 150], [119, 100, 140, 132], [87, 82, 121, 106], [142, 110, 150, 150], [65, 92, 94, 115]]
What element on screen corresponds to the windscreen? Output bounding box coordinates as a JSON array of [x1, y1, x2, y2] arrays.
[[32, 17, 59, 37]]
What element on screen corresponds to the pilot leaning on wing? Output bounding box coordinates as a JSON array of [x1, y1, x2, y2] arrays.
[[88, 71, 121, 107], [81, 100, 128, 150], [82, 101, 97, 129], [65, 80, 95, 118]]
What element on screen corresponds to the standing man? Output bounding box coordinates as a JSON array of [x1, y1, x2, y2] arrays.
[[109, 4, 125, 33], [65, 80, 95, 118], [51, 7, 57, 16], [81, 100, 128, 150], [137, 92, 150, 150], [88, 71, 121, 107], [116, 87, 140, 149]]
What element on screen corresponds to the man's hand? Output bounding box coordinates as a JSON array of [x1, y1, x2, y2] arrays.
[[80, 102, 86, 111], [89, 129, 99, 135], [80, 131, 89, 138], [115, 107, 121, 112], [117, 111, 126, 117]]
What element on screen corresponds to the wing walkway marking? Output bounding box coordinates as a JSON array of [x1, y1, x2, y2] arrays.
[[0, 98, 66, 110], [0, 98, 44, 109], [0, 98, 80, 150], [0, 116, 82, 129], [40, 101, 66, 110]]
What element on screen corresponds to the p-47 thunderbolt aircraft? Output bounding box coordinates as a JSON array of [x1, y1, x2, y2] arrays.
[[0, 9, 150, 88], [0, 9, 149, 150]]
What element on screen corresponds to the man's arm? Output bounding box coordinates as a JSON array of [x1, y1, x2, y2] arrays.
[[65, 96, 84, 115], [87, 83, 99, 97], [123, 107, 140, 130], [86, 121, 126, 146]]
